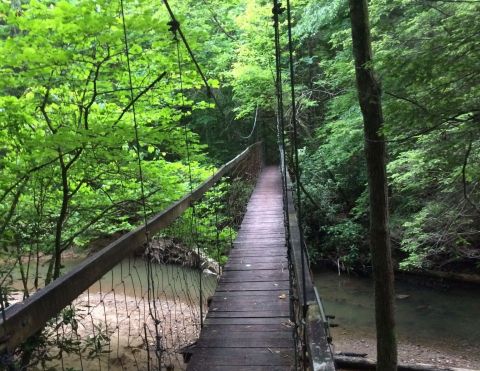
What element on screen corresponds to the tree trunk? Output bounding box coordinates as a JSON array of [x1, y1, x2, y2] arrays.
[[348, 1, 397, 370], [45, 154, 69, 284]]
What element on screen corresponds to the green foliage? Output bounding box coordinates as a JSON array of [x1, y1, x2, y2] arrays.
[[163, 177, 254, 264], [293, 0, 480, 271], [0, 0, 219, 283], [193, 181, 237, 262], [0, 0, 477, 291]]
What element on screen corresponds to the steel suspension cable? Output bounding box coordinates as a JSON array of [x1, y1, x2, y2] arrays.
[[272, 1, 288, 200], [162, 0, 224, 116], [119, 1, 162, 368], [285, 0, 308, 332], [272, 2, 299, 368], [239, 104, 259, 140], [170, 24, 204, 329]]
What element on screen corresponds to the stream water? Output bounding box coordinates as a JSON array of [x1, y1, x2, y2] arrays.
[[8, 258, 480, 368], [313, 270, 480, 367], [7, 256, 218, 370], [10, 256, 217, 303]]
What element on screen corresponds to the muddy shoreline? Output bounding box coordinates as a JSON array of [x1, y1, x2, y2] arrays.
[[332, 328, 480, 370]]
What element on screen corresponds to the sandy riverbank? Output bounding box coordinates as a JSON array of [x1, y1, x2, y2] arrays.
[[8, 291, 200, 370]]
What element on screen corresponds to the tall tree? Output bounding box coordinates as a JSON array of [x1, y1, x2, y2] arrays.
[[348, 1, 397, 370]]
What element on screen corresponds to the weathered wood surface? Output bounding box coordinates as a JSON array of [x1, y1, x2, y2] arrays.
[[187, 166, 295, 370]]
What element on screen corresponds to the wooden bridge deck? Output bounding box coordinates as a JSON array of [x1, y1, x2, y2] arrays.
[[187, 166, 295, 370]]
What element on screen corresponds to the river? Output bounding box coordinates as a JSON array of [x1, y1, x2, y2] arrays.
[[7, 256, 218, 370], [8, 257, 480, 369], [313, 270, 480, 369], [10, 256, 217, 303]]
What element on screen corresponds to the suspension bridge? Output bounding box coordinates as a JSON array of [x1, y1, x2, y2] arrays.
[[0, 143, 335, 370], [0, 0, 337, 368]]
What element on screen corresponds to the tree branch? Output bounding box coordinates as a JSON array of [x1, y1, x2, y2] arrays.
[[385, 91, 429, 113], [111, 72, 167, 127], [0, 179, 27, 238], [200, 0, 237, 41], [60, 187, 163, 250], [298, 179, 322, 210], [381, 111, 476, 144], [39, 87, 55, 134], [462, 140, 480, 214], [0, 151, 76, 205]]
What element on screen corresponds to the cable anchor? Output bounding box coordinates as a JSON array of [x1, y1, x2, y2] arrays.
[[167, 19, 180, 39], [272, 2, 285, 21]]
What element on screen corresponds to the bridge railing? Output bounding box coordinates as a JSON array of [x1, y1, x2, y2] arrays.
[[280, 150, 335, 371], [0, 142, 263, 370]]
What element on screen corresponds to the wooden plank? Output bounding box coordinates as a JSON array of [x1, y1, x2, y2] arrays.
[[209, 295, 289, 304], [196, 332, 293, 348], [209, 302, 289, 313], [216, 281, 289, 291], [207, 310, 290, 318], [224, 262, 288, 271], [236, 232, 284, 236], [226, 256, 288, 264], [220, 270, 289, 283], [210, 295, 288, 303], [213, 290, 289, 298], [230, 247, 287, 252], [189, 366, 292, 371], [235, 236, 284, 240], [228, 249, 287, 257], [234, 237, 285, 242], [232, 243, 286, 248], [188, 348, 294, 368], [197, 324, 292, 333], [204, 317, 290, 326], [240, 222, 284, 226], [235, 234, 285, 238], [233, 243, 286, 247]]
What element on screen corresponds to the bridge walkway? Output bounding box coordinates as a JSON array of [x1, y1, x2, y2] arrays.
[[187, 166, 295, 370]]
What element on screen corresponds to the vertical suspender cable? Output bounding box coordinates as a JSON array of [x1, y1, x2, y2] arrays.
[[285, 0, 309, 365], [119, 0, 147, 237], [272, 1, 288, 208], [119, 1, 162, 368], [170, 20, 204, 330]]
